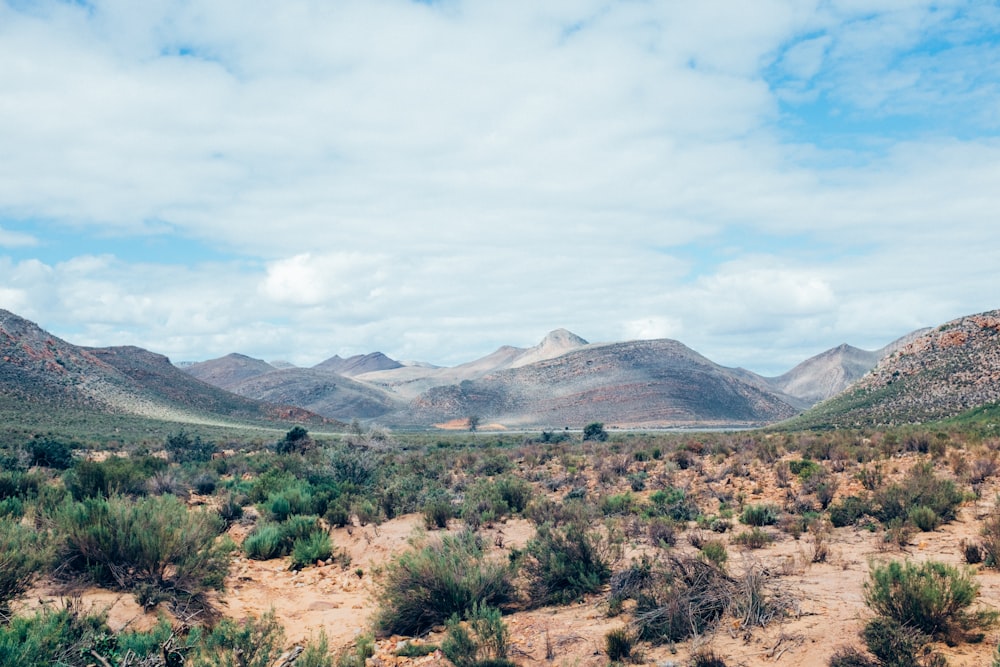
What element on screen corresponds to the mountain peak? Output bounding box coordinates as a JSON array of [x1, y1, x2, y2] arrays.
[[539, 329, 588, 348]]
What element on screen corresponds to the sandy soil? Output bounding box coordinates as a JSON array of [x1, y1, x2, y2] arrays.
[[21, 452, 1000, 667]]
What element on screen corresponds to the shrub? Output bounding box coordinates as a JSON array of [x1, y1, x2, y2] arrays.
[[524, 522, 613, 606], [908, 505, 939, 532], [873, 462, 964, 526], [27, 438, 74, 469], [604, 627, 633, 661], [297, 629, 334, 667], [648, 487, 699, 522], [64, 456, 165, 500], [244, 523, 286, 560], [647, 517, 677, 548], [583, 422, 608, 442], [57, 494, 233, 602], [828, 647, 878, 667], [699, 540, 728, 567], [864, 559, 995, 643], [442, 603, 512, 667], [600, 493, 638, 517], [0, 518, 51, 617], [189, 610, 285, 667], [0, 607, 119, 667], [980, 502, 1000, 567], [861, 616, 928, 667], [633, 555, 735, 643], [732, 527, 774, 549], [740, 504, 779, 527], [423, 499, 454, 529], [829, 496, 873, 528], [165, 430, 216, 464], [375, 530, 515, 636], [291, 531, 334, 570], [691, 651, 728, 667]]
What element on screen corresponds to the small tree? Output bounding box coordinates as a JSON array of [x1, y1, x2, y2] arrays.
[[582, 422, 608, 442], [467, 416, 482, 433]]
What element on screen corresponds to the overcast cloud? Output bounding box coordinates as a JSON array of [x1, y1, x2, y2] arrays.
[[1, 0, 998, 375]]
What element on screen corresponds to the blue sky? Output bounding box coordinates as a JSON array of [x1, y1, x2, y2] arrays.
[[1, 0, 999, 375]]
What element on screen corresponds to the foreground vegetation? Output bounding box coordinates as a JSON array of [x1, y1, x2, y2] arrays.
[[4, 413, 1000, 665]]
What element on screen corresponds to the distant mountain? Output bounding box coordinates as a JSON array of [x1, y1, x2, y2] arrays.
[[355, 329, 589, 399], [223, 367, 403, 421], [788, 310, 1000, 428], [314, 352, 402, 376], [396, 338, 801, 428], [185, 353, 276, 387], [768, 344, 883, 404], [0, 309, 324, 426]]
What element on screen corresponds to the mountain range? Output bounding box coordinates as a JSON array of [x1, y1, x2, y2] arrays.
[[180, 324, 922, 428], [4, 306, 998, 433]]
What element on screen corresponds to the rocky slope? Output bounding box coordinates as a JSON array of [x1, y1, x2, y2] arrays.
[[313, 352, 403, 376], [223, 367, 403, 421], [0, 309, 323, 426], [789, 310, 1000, 428], [399, 338, 802, 428]]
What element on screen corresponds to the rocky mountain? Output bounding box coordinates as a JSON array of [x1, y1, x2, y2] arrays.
[[355, 329, 589, 399], [314, 352, 402, 376], [789, 310, 1000, 428], [185, 353, 276, 387], [398, 338, 802, 428], [0, 309, 324, 426], [222, 367, 403, 421], [768, 344, 883, 405]]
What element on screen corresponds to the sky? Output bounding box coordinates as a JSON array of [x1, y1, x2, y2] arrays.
[[1, 0, 999, 376]]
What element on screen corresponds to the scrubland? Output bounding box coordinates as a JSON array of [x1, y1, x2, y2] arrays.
[[4, 422, 1000, 667]]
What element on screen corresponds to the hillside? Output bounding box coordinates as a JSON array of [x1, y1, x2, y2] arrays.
[[313, 352, 402, 376], [224, 367, 403, 421], [0, 309, 327, 435], [786, 310, 1000, 428], [184, 353, 276, 387], [398, 338, 801, 428]]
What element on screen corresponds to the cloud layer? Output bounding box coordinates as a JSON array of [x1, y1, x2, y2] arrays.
[[1, 0, 998, 374]]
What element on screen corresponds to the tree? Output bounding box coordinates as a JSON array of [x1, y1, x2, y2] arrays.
[[583, 422, 608, 442], [467, 415, 482, 433]]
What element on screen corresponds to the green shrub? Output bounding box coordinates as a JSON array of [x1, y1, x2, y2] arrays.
[[980, 502, 1000, 568], [442, 603, 511, 667], [732, 527, 774, 549], [27, 438, 74, 469], [296, 629, 334, 667], [788, 459, 821, 479], [244, 523, 286, 560], [699, 540, 728, 567], [524, 522, 613, 606], [647, 487, 699, 522], [740, 504, 779, 527], [604, 627, 634, 661], [57, 494, 233, 602], [864, 559, 995, 642], [375, 530, 515, 636], [291, 531, 334, 570], [0, 498, 23, 520], [0, 518, 51, 616], [423, 499, 454, 529], [600, 492, 638, 517], [829, 496, 873, 528], [189, 610, 285, 667], [0, 607, 117, 667], [908, 505, 940, 532], [828, 647, 878, 667], [861, 616, 928, 667], [873, 462, 964, 526], [165, 430, 216, 464], [64, 456, 165, 500]]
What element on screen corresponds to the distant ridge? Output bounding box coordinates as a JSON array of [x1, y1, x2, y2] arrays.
[[314, 352, 402, 376], [0, 309, 326, 428], [788, 310, 1000, 428]]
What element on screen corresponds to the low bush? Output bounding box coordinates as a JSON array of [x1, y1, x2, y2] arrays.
[[908, 505, 940, 532], [632, 555, 735, 643], [0, 517, 51, 617], [829, 495, 873, 528], [291, 531, 334, 570], [732, 527, 774, 549], [523, 522, 614, 606], [861, 616, 928, 667], [375, 530, 515, 636], [828, 647, 878, 667], [188, 609, 285, 667], [864, 559, 995, 643], [872, 462, 964, 526], [604, 627, 634, 662], [740, 504, 779, 527], [442, 603, 511, 667], [57, 494, 233, 603], [64, 456, 166, 500]]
